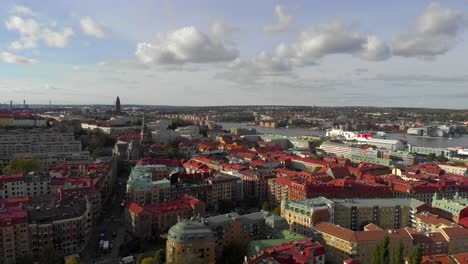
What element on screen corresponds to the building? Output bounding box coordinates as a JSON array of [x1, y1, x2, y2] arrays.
[[438, 164, 468, 176], [245, 238, 325, 264], [356, 138, 405, 151], [115, 96, 121, 113], [281, 197, 334, 236], [0, 203, 30, 264], [205, 173, 242, 209], [319, 142, 352, 157], [28, 197, 91, 256], [0, 129, 89, 166], [332, 198, 426, 231], [0, 172, 51, 199], [241, 169, 276, 202], [126, 163, 172, 205], [414, 211, 461, 233], [126, 194, 205, 238], [166, 219, 216, 264], [282, 197, 426, 236], [314, 222, 413, 264], [432, 193, 468, 224]]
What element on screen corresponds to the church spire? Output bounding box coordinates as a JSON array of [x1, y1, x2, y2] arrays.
[[140, 112, 151, 144], [115, 96, 121, 113]]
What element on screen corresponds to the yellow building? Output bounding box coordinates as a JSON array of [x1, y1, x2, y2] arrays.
[[314, 222, 413, 264], [0, 207, 31, 264], [166, 220, 216, 264]]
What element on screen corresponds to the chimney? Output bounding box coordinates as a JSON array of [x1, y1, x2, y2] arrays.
[[23, 99, 26, 108]]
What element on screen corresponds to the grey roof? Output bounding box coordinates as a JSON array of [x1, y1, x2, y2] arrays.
[[204, 213, 240, 228], [332, 198, 425, 208], [167, 219, 215, 243]]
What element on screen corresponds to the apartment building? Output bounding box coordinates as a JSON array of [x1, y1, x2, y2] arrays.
[[241, 169, 276, 202], [0, 172, 51, 199], [205, 173, 242, 209], [0, 129, 90, 166], [0, 204, 30, 264]]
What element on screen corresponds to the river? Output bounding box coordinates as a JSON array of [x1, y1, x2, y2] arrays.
[[217, 122, 468, 148]]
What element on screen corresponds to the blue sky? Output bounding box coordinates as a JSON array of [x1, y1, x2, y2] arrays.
[[1, 0, 468, 108]]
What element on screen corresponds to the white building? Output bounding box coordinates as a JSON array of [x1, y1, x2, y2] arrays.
[[0, 129, 90, 165], [356, 137, 405, 151], [175, 126, 201, 140], [438, 164, 468, 176]]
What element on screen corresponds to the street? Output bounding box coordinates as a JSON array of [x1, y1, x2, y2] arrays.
[[81, 171, 129, 264]]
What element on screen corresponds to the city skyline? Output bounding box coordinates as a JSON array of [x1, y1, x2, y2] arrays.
[[1, 0, 468, 108]]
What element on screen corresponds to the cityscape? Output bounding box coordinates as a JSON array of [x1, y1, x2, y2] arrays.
[[1, 1, 468, 264]]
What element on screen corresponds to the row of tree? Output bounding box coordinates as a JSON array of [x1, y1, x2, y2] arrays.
[[371, 236, 422, 264]]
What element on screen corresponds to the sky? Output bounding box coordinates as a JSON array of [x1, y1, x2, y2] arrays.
[[1, 0, 468, 108]]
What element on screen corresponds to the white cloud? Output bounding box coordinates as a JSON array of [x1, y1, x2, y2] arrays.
[[80, 16, 108, 38], [5, 14, 74, 50], [5, 16, 40, 50], [10, 5, 35, 16], [358, 35, 391, 61], [136, 26, 238, 64], [42, 27, 74, 48], [263, 5, 293, 33], [0, 51, 38, 64], [392, 3, 465, 58]]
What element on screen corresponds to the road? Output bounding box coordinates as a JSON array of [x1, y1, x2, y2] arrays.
[[81, 171, 129, 264]]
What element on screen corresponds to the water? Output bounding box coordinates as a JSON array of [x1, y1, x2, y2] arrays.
[[217, 122, 468, 148]]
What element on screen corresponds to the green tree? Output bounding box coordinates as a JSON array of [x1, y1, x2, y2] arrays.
[[379, 235, 390, 264], [40, 242, 62, 264], [141, 257, 155, 264], [427, 153, 436, 162], [175, 254, 206, 264], [392, 239, 404, 264], [219, 241, 248, 264], [65, 256, 80, 264], [262, 201, 270, 211], [410, 244, 423, 264], [154, 249, 166, 264], [2, 159, 44, 174], [273, 207, 281, 215], [437, 153, 448, 163], [136, 254, 144, 264], [372, 245, 381, 264]]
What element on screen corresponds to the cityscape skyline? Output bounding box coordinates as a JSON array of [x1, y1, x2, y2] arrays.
[[1, 0, 468, 108]]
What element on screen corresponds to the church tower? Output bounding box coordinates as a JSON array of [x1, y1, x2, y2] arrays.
[[115, 96, 121, 113], [140, 112, 152, 144]]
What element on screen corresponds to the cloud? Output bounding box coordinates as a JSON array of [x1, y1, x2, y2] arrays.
[[263, 5, 293, 33], [0, 51, 38, 64], [42, 27, 74, 48], [5, 15, 74, 50], [392, 3, 465, 58], [357, 35, 391, 61], [5, 16, 40, 49], [135, 26, 238, 64], [10, 5, 35, 16], [80, 16, 108, 38]]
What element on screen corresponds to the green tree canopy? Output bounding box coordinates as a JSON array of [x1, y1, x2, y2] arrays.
[[391, 239, 404, 264], [273, 207, 281, 215], [154, 249, 165, 264], [410, 244, 423, 264], [262, 201, 270, 211], [2, 159, 44, 174], [65, 256, 80, 264], [40, 242, 62, 264]]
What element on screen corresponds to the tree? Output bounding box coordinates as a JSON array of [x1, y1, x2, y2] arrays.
[[437, 153, 448, 163], [2, 159, 44, 174], [262, 201, 270, 211], [40, 242, 62, 264], [427, 153, 436, 162], [372, 245, 381, 264], [136, 254, 144, 264], [65, 256, 80, 264], [273, 207, 281, 215], [392, 239, 404, 264], [219, 241, 248, 264], [154, 249, 166, 264], [410, 244, 423, 264], [379, 235, 390, 264], [175, 254, 206, 264], [141, 257, 155, 264]]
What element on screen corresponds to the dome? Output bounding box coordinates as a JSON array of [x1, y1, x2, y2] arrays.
[[167, 220, 215, 243]]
